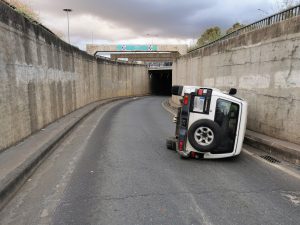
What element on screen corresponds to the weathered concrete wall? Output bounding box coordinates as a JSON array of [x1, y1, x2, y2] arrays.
[[173, 16, 300, 145], [0, 1, 149, 150]]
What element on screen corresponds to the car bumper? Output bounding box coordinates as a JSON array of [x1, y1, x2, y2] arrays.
[[176, 142, 242, 159]]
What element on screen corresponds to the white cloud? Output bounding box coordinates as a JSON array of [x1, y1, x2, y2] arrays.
[[23, 0, 284, 49]]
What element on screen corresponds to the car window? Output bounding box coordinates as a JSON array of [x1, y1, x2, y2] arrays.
[[213, 99, 240, 153]]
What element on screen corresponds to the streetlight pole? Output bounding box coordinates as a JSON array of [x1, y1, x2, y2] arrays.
[[63, 8, 72, 44], [257, 8, 268, 16]]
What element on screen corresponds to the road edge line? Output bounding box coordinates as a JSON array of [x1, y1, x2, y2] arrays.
[[0, 96, 142, 210]]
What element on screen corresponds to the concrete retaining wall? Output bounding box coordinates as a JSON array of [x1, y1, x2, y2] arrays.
[[173, 16, 300, 145], [0, 1, 149, 151]]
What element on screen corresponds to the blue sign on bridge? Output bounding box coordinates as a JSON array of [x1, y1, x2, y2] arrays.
[[116, 45, 158, 51]]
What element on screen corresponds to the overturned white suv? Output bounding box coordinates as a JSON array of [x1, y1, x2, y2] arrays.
[[166, 85, 248, 159]]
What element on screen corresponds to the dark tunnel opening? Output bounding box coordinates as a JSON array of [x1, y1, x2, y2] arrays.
[[149, 70, 172, 96]]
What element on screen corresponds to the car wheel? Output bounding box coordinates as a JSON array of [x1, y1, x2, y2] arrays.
[[188, 119, 221, 152]]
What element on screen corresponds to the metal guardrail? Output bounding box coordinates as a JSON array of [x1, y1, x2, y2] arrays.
[[148, 66, 172, 71], [189, 4, 300, 53], [146, 62, 173, 70], [146, 62, 173, 68]]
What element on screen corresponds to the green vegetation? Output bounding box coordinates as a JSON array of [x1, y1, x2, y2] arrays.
[[4, 0, 64, 38], [196, 26, 221, 47], [5, 0, 40, 22], [192, 22, 245, 50], [225, 23, 245, 34]]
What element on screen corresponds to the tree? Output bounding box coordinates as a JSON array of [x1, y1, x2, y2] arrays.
[[226, 23, 245, 34], [275, 0, 300, 11], [197, 27, 221, 47]]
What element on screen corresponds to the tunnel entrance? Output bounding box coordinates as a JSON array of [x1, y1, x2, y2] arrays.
[[149, 69, 172, 96]]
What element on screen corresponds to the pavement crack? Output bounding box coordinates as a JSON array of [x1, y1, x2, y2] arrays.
[[59, 188, 290, 204]]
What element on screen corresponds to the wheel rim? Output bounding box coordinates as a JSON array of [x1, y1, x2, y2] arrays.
[[194, 126, 214, 146]]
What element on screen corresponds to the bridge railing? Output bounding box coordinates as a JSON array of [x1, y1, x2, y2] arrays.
[[188, 4, 300, 53], [146, 62, 173, 68]]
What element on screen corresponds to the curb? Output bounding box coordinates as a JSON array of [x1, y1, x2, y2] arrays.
[[0, 96, 139, 210], [244, 133, 300, 165], [161, 99, 176, 116], [162, 98, 300, 165]]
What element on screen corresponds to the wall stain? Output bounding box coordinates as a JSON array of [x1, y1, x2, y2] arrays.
[[27, 82, 38, 132]]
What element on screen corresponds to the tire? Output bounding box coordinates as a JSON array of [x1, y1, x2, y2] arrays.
[[188, 119, 221, 152], [166, 137, 177, 151]]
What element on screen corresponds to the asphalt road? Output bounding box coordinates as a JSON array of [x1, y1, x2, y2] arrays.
[[1, 96, 300, 225]]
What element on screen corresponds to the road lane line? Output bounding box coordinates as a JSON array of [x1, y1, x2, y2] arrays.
[[243, 149, 300, 180]]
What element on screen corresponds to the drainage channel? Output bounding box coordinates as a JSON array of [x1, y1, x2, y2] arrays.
[[260, 155, 281, 164]]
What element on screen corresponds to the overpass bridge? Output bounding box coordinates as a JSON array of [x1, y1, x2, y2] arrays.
[[86, 44, 188, 62], [86, 44, 187, 95]]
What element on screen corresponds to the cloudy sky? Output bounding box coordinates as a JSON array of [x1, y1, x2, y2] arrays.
[[22, 0, 285, 49]]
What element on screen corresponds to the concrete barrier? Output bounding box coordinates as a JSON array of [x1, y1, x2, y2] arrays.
[[0, 1, 150, 151], [172, 16, 300, 145]]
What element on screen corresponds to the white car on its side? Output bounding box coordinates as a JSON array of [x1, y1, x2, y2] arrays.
[[166, 85, 248, 159]]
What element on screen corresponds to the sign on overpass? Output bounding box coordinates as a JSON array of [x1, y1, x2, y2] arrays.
[[86, 44, 188, 55], [116, 44, 158, 51], [86, 44, 188, 62]]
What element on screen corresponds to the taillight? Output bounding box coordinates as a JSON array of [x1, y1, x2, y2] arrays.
[[183, 95, 189, 105], [178, 140, 184, 151]]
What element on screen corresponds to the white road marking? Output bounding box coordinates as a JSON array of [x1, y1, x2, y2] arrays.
[[280, 192, 300, 206], [186, 193, 214, 225], [243, 149, 300, 180]]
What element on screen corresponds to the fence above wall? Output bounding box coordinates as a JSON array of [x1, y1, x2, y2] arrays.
[[189, 4, 300, 53]]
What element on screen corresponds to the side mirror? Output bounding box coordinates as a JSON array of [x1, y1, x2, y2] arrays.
[[172, 85, 183, 96], [229, 88, 237, 95]]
